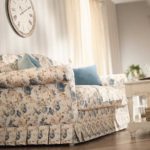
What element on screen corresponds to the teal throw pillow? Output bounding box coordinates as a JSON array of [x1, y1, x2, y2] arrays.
[[18, 54, 41, 70], [73, 65, 101, 85]]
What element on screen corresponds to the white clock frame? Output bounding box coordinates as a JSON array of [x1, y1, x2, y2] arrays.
[[7, 0, 36, 38]]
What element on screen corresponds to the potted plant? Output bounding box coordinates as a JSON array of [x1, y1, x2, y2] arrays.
[[126, 64, 145, 80]]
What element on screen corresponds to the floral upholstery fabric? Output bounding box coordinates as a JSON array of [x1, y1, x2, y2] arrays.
[[74, 106, 129, 143], [0, 54, 129, 146], [101, 74, 127, 87], [0, 66, 72, 88], [76, 85, 127, 110], [0, 54, 56, 69], [0, 83, 76, 145], [74, 79, 129, 143], [0, 62, 18, 73]]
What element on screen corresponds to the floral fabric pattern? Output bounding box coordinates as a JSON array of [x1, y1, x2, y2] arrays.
[[0, 66, 72, 88], [0, 62, 18, 73], [0, 54, 129, 146], [74, 78, 129, 143], [74, 105, 129, 143], [76, 85, 127, 110], [0, 54, 55, 69], [101, 74, 127, 87]]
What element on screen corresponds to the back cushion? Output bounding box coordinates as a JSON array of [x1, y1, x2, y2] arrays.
[[0, 54, 57, 68]]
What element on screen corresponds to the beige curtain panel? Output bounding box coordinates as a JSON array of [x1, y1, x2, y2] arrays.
[[65, 0, 121, 75]]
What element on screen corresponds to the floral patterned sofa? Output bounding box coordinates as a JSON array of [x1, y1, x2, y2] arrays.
[[0, 54, 129, 146]]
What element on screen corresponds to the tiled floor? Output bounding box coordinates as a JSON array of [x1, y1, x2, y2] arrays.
[[1, 130, 150, 150]]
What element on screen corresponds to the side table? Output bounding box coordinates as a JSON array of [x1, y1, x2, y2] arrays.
[[125, 80, 150, 138]]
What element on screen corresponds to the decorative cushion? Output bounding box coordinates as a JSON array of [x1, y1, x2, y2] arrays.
[[73, 65, 101, 85], [18, 54, 41, 70]]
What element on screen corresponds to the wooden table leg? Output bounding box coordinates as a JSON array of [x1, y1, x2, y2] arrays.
[[128, 97, 134, 122], [127, 97, 136, 138], [147, 94, 150, 108]]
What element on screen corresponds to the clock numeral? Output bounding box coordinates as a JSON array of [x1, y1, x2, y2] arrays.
[[19, 6, 23, 11], [13, 15, 17, 21], [29, 14, 33, 17], [29, 20, 32, 25], [11, 8, 16, 12], [18, 22, 20, 27]]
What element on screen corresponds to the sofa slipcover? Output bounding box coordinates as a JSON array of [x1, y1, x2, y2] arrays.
[[0, 54, 129, 145]]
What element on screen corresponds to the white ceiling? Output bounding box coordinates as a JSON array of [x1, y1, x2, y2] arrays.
[[112, 0, 145, 4]]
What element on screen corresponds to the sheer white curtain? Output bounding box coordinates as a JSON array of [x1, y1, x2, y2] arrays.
[[103, 0, 121, 74], [90, 0, 112, 75], [65, 0, 82, 66], [65, 0, 121, 75], [65, 0, 94, 67], [90, 0, 121, 74]]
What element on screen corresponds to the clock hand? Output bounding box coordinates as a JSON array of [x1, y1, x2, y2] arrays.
[[19, 6, 23, 11], [20, 6, 31, 15]]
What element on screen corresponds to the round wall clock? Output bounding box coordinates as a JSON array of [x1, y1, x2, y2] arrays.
[[8, 0, 36, 38]]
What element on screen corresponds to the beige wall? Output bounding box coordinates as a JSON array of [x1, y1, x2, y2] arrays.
[[0, 0, 71, 62], [117, 1, 150, 71]]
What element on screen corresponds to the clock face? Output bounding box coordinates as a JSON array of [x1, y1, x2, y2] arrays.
[[8, 0, 36, 37]]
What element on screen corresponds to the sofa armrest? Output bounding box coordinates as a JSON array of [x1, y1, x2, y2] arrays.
[[0, 65, 74, 88], [100, 74, 127, 87]]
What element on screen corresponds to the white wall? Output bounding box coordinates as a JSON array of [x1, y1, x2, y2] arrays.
[[117, 1, 150, 71], [0, 0, 71, 62]]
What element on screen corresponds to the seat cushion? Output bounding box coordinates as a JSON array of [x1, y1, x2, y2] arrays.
[[76, 85, 127, 110]]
